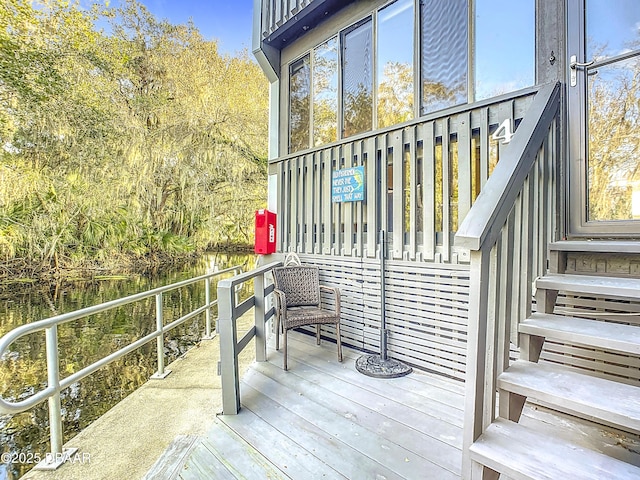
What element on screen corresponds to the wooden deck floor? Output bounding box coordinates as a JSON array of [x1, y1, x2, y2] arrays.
[[177, 332, 466, 479]]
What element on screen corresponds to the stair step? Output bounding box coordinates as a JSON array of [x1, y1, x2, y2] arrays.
[[520, 312, 640, 355], [499, 360, 640, 434], [469, 418, 640, 480], [535, 273, 640, 300], [549, 240, 640, 254]]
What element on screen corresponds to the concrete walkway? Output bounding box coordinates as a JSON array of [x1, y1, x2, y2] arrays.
[[22, 332, 256, 480]]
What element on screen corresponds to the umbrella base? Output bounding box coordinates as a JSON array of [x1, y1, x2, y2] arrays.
[[355, 354, 412, 378]]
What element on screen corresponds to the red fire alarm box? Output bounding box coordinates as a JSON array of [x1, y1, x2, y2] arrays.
[[254, 209, 276, 254]]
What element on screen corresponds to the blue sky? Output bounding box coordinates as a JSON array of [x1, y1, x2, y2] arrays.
[[108, 0, 255, 55]]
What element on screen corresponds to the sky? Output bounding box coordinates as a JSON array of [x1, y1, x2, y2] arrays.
[[108, 0, 255, 55]]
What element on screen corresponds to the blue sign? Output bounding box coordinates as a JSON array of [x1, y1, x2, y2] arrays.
[[332, 166, 365, 203]]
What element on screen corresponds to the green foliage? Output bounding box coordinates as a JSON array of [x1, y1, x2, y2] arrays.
[[0, 0, 268, 278]]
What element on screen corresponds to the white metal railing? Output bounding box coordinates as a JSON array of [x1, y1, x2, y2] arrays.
[[454, 82, 561, 479], [217, 261, 282, 415], [0, 265, 242, 470]]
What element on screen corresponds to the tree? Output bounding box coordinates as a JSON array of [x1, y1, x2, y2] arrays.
[[378, 61, 413, 128], [0, 0, 269, 278], [587, 46, 640, 221]]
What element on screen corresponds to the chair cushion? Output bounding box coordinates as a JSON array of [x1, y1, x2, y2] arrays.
[[273, 266, 321, 307], [284, 306, 340, 329]]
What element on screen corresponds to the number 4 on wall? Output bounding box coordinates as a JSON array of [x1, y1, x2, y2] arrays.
[[492, 119, 514, 144]]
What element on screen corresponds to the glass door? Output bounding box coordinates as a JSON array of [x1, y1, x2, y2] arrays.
[[567, 0, 640, 235]]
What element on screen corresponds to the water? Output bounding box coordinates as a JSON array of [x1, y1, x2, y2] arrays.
[[0, 252, 256, 480]]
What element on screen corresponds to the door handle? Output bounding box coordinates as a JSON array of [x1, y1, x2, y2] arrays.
[[570, 55, 595, 86]]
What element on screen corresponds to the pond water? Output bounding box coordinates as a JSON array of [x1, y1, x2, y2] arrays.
[[0, 252, 256, 480]]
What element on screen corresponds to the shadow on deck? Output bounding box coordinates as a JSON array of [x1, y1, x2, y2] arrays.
[[152, 332, 466, 479]]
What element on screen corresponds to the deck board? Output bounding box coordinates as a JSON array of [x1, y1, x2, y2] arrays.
[[215, 332, 465, 479]]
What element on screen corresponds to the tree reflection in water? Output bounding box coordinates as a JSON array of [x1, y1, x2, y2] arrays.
[[0, 252, 255, 480]]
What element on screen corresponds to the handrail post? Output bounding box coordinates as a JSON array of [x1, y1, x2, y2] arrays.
[[151, 293, 171, 379], [204, 278, 213, 339], [45, 325, 63, 456], [218, 279, 240, 414], [36, 324, 79, 470], [461, 248, 492, 479], [254, 273, 267, 362]]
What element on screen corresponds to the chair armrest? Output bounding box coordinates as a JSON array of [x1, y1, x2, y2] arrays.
[[273, 288, 287, 317], [319, 285, 341, 315]]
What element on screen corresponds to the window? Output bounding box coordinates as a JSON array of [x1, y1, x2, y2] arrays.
[[342, 19, 373, 137], [289, 55, 311, 153], [286, 0, 535, 153], [475, 0, 534, 100], [420, 0, 468, 114], [313, 37, 339, 146], [377, 0, 414, 128]]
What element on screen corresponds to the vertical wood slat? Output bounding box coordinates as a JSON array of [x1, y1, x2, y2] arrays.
[[442, 119, 451, 263], [531, 147, 542, 279], [483, 240, 500, 430], [275, 0, 282, 27], [391, 131, 403, 259], [343, 142, 354, 255], [521, 174, 535, 322], [552, 117, 560, 240], [423, 121, 436, 261], [458, 111, 472, 228], [332, 146, 341, 255], [366, 136, 377, 257], [407, 127, 417, 260], [497, 210, 515, 373], [355, 140, 365, 257], [276, 162, 284, 252], [296, 157, 304, 252], [509, 192, 523, 339], [304, 155, 313, 253], [322, 148, 332, 254], [314, 151, 322, 254], [378, 134, 388, 257], [282, 159, 291, 252], [517, 182, 531, 349], [542, 141, 550, 274], [480, 107, 490, 187]]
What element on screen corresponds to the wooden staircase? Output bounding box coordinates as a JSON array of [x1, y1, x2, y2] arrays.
[[469, 241, 640, 479]]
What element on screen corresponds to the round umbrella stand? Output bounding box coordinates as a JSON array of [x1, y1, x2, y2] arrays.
[[355, 353, 412, 379], [356, 231, 413, 379]]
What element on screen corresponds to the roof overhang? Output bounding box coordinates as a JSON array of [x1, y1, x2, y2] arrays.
[[253, 0, 350, 81]]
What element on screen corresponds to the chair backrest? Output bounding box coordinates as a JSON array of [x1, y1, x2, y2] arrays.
[[273, 266, 321, 307]]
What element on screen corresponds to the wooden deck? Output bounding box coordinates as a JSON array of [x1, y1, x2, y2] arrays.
[[144, 329, 640, 479], [175, 332, 466, 479]]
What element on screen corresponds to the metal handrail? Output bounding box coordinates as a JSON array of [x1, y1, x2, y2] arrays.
[[0, 264, 242, 468], [217, 261, 282, 415]]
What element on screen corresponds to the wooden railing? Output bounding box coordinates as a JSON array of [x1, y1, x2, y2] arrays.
[[273, 86, 541, 263], [454, 82, 561, 478], [217, 261, 281, 414]]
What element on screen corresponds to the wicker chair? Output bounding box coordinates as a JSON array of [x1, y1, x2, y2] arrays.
[[272, 265, 343, 370]]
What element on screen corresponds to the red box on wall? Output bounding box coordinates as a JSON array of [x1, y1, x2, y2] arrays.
[[254, 209, 276, 254]]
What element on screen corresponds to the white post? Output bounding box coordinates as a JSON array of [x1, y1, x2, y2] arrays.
[[151, 293, 171, 379], [218, 279, 240, 415]]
